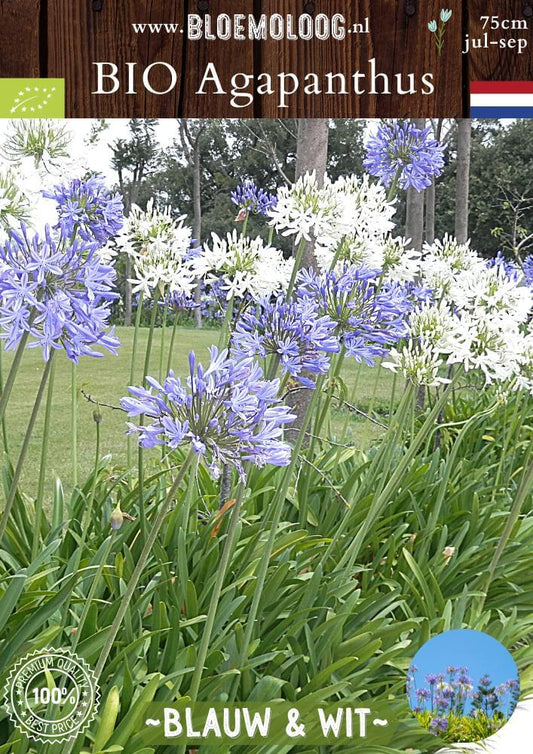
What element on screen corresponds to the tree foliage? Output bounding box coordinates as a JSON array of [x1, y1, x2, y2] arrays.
[[109, 119, 533, 261]]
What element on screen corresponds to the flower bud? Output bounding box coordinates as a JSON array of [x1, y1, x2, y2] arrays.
[[110, 504, 124, 530], [93, 407, 103, 424], [442, 545, 456, 563]]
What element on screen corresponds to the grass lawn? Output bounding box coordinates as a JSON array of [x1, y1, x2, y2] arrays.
[[1, 326, 399, 497]]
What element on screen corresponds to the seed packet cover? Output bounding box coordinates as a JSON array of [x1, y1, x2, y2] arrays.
[[0, 1, 532, 753]]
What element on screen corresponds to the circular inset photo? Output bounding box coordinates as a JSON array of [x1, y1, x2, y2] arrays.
[[406, 629, 520, 743]]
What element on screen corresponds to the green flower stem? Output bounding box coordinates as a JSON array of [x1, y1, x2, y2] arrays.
[[0, 328, 31, 426], [143, 288, 161, 382], [79, 410, 101, 543], [386, 167, 403, 202], [286, 237, 307, 301], [158, 303, 168, 383], [217, 296, 235, 351], [0, 349, 9, 453], [492, 392, 524, 504], [266, 353, 281, 382], [162, 309, 181, 465], [127, 291, 144, 469], [313, 346, 346, 438], [94, 448, 196, 680], [187, 482, 246, 704], [0, 351, 55, 542], [359, 382, 414, 497], [417, 400, 501, 564], [166, 309, 179, 375], [334, 377, 461, 574], [365, 360, 383, 428], [138, 287, 161, 539], [71, 362, 78, 488], [340, 361, 363, 439], [329, 240, 347, 271], [229, 384, 322, 701], [66, 407, 104, 583], [388, 371, 398, 421], [182, 454, 200, 534], [298, 349, 345, 526], [315, 383, 416, 569], [32, 356, 56, 559], [477, 442, 533, 618], [71, 533, 115, 652]]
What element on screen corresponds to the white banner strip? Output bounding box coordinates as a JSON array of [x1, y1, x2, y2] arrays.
[[471, 93, 533, 108]]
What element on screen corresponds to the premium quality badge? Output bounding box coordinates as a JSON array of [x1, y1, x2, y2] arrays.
[[3, 648, 100, 744]]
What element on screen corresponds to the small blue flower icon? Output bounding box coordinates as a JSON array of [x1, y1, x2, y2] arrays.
[[428, 9, 453, 55]]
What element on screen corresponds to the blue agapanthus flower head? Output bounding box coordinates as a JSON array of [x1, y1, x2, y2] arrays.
[[296, 265, 411, 365], [429, 716, 448, 734], [364, 121, 445, 191], [44, 174, 124, 244], [523, 254, 533, 287], [231, 179, 278, 216], [232, 295, 340, 388], [487, 251, 520, 281], [122, 346, 295, 481], [0, 224, 120, 362]]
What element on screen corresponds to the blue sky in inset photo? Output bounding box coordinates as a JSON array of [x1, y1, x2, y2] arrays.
[[409, 630, 519, 713]]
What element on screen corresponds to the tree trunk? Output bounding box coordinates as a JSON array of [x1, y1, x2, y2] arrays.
[[455, 119, 471, 244], [287, 119, 330, 441], [295, 119, 329, 270], [426, 119, 445, 245], [405, 187, 425, 250], [123, 183, 139, 327], [405, 119, 426, 251], [425, 180, 435, 245]]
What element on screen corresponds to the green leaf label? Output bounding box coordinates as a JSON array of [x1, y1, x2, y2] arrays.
[[0, 79, 65, 118]]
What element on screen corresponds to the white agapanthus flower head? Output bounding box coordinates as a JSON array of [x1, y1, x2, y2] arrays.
[[285, 172, 396, 273], [334, 173, 396, 241], [408, 301, 457, 352], [515, 331, 533, 395], [449, 263, 533, 325], [423, 233, 477, 268], [116, 199, 196, 298], [197, 230, 293, 300], [383, 338, 451, 387], [419, 235, 484, 299], [382, 236, 422, 283], [446, 312, 522, 384], [268, 171, 345, 249], [0, 169, 30, 235], [315, 234, 386, 274], [0, 121, 88, 235], [386, 233, 533, 388]]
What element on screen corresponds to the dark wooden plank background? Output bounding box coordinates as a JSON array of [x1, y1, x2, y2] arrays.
[[0, 0, 41, 78], [467, 0, 533, 84], [0, 0, 532, 117]]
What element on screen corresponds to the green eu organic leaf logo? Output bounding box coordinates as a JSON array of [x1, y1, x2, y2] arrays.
[[0, 79, 65, 118], [10, 85, 57, 115]]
